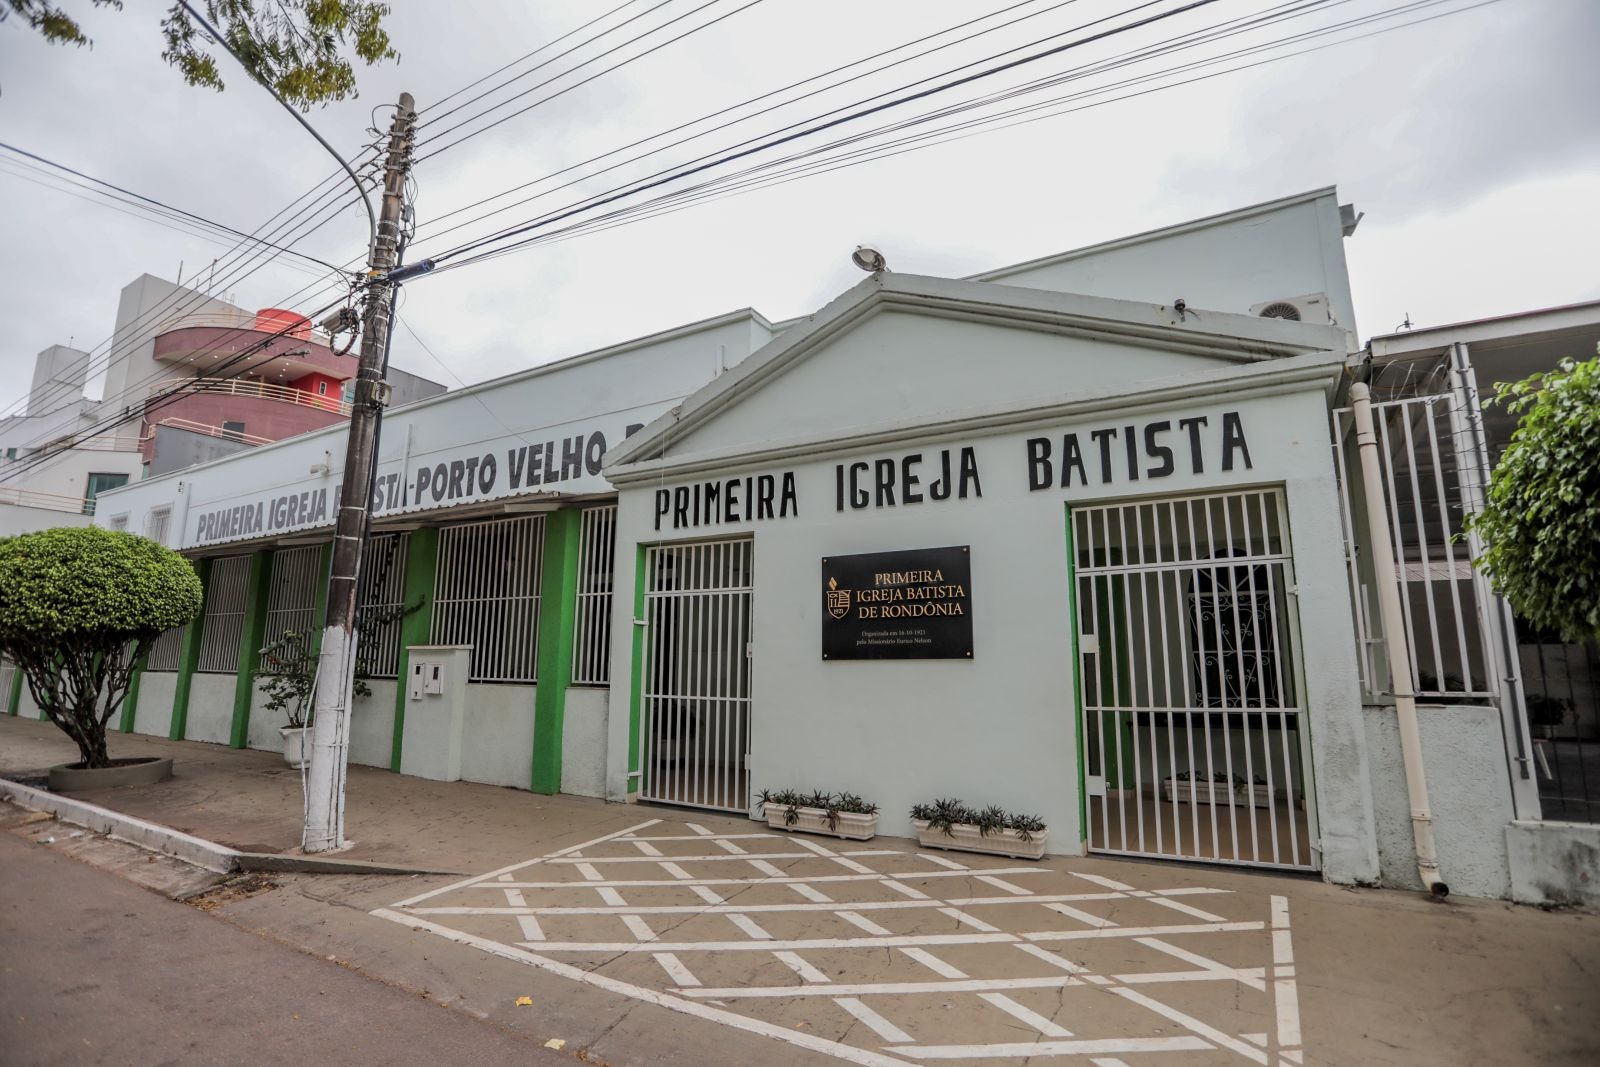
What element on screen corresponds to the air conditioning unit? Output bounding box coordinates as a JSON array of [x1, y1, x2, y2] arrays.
[[1249, 292, 1330, 324]]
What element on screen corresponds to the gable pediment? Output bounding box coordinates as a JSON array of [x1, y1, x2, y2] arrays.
[[607, 274, 1345, 472]]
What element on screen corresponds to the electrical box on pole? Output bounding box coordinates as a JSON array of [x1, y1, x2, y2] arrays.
[[302, 92, 416, 853]]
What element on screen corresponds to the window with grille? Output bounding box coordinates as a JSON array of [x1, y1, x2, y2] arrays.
[[146, 624, 186, 671], [571, 505, 616, 685], [356, 532, 410, 679], [259, 545, 325, 670], [197, 555, 252, 673], [145, 506, 171, 545], [432, 515, 544, 683], [107, 514, 129, 531]]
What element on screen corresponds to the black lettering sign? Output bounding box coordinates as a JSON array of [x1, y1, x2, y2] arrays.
[[822, 546, 973, 660]]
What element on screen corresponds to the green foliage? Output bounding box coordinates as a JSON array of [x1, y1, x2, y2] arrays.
[[1463, 354, 1600, 641], [0, 527, 202, 768], [910, 797, 1048, 842], [759, 787, 878, 831], [254, 628, 371, 730], [4, 0, 398, 111]]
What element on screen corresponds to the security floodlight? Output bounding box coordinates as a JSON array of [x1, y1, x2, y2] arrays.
[[852, 245, 888, 273]]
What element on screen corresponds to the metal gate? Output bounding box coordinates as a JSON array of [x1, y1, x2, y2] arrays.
[[1073, 489, 1317, 871], [640, 538, 753, 812]]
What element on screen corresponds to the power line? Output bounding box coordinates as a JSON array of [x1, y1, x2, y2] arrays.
[[419, 0, 679, 130], [419, 0, 653, 115], [422, 0, 1221, 266], [0, 142, 347, 273], [415, 0, 770, 163], [432, 0, 1497, 276], [407, 0, 1080, 248]]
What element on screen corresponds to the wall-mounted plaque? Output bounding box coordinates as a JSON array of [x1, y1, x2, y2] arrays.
[[821, 546, 973, 660]]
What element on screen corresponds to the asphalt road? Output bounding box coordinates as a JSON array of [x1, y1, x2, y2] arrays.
[[0, 832, 570, 1067]]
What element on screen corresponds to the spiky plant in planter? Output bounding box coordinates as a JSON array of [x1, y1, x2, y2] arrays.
[[909, 796, 1049, 858], [759, 788, 879, 839]]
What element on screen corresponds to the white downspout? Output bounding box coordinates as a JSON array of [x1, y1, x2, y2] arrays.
[[1350, 382, 1448, 896]]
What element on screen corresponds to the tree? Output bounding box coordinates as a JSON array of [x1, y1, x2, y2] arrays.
[[3, 1, 398, 111], [0, 527, 202, 768], [1465, 352, 1600, 641]]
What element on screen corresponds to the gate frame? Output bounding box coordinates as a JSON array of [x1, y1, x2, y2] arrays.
[[1069, 485, 1322, 872], [634, 534, 756, 814]]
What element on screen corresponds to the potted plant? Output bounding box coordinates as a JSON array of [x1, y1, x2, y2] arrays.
[[1527, 694, 1571, 740], [255, 630, 371, 768], [759, 789, 879, 840], [910, 798, 1049, 860], [0, 528, 202, 791]]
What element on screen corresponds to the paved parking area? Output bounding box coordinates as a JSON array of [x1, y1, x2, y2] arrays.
[[378, 817, 1302, 1066]]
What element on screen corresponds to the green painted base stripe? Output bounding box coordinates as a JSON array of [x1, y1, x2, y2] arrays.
[[1064, 505, 1087, 844], [532, 509, 582, 795], [120, 653, 148, 734], [230, 551, 273, 749], [170, 558, 211, 741], [627, 545, 647, 787], [392, 528, 438, 773]]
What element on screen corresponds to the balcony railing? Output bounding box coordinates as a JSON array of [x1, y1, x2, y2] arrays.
[[151, 377, 352, 416], [0, 483, 92, 515], [144, 417, 275, 447], [153, 310, 334, 349]]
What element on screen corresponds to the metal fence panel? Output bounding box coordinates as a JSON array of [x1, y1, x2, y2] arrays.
[[432, 515, 544, 683], [640, 538, 753, 813], [146, 625, 186, 671], [1074, 490, 1316, 871], [260, 546, 324, 668], [357, 532, 410, 679], [572, 505, 616, 686], [196, 555, 251, 673]]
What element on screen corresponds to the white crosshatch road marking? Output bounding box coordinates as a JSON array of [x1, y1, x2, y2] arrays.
[[374, 816, 1306, 1066]]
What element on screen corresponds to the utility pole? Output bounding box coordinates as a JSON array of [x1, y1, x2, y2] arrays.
[[303, 92, 416, 853]]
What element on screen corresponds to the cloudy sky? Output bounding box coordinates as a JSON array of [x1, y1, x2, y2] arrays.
[[1, 0, 1596, 420]]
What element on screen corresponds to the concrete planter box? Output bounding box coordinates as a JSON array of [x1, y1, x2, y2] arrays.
[[912, 819, 1048, 860], [764, 805, 879, 841], [48, 756, 174, 793], [1162, 777, 1273, 808], [281, 726, 311, 769]]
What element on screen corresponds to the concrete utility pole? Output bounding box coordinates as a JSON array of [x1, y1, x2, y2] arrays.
[[304, 92, 416, 853]]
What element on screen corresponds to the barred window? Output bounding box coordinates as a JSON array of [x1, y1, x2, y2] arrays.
[[145, 506, 171, 545], [197, 555, 252, 673], [571, 505, 616, 685], [432, 515, 544, 683], [147, 625, 186, 671], [107, 514, 129, 531], [260, 545, 325, 669], [356, 532, 409, 679]]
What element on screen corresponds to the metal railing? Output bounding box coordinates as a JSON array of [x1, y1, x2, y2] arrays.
[[153, 310, 334, 349], [144, 417, 274, 447], [572, 505, 617, 685], [197, 555, 252, 673], [432, 516, 545, 683], [150, 377, 352, 416], [0, 484, 89, 515]]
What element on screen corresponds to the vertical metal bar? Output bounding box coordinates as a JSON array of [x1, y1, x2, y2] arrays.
[[1222, 495, 1260, 862], [1421, 398, 1475, 687], [1106, 507, 1128, 852], [1398, 403, 1448, 689], [1373, 409, 1421, 694]]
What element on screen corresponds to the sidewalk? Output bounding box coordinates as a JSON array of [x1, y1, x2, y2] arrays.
[[4, 715, 1599, 1066]]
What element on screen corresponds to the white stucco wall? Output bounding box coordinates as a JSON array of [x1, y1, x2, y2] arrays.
[[1363, 702, 1515, 899], [92, 310, 775, 549], [246, 683, 284, 753], [562, 687, 609, 798], [184, 673, 236, 745], [350, 681, 397, 769], [132, 672, 178, 738], [974, 189, 1357, 337], [459, 683, 537, 788], [609, 384, 1378, 882]]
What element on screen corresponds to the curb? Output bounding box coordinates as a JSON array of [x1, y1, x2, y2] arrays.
[[0, 779, 461, 877]]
